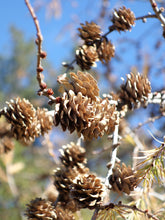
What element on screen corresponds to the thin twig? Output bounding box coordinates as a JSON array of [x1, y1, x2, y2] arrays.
[[136, 13, 157, 21], [105, 116, 119, 188], [25, 0, 57, 104], [150, 0, 165, 26], [92, 202, 159, 220]]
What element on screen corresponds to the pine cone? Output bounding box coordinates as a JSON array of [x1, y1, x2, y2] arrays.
[[119, 72, 151, 109], [1, 97, 40, 145], [0, 136, 14, 154], [109, 163, 139, 195], [81, 98, 118, 140], [36, 108, 53, 135], [25, 198, 57, 219], [54, 90, 90, 134], [54, 165, 88, 194], [25, 198, 75, 220], [57, 71, 99, 101], [54, 91, 118, 140], [97, 38, 115, 63], [78, 21, 102, 43], [70, 173, 105, 209], [111, 6, 135, 32], [76, 44, 99, 70], [59, 142, 87, 167]]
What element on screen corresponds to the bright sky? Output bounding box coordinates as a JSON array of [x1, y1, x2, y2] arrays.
[[0, 0, 164, 90]]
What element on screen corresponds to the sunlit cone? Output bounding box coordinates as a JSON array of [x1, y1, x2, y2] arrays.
[[54, 91, 118, 140], [97, 38, 115, 63], [81, 97, 118, 140], [54, 90, 90, 134], [36, 107, 53, 135], [25, 198, 75, 220], [119, 72, 151, 109], [57, 71, 99, 101], [70, 173, 105, 209], [111, 6, 135, 32], [54, 165, 88, 212], [78, 21, 102, 43], [109, 163, 139, 195], [54, 165, 89, 194], [1, 97, 40, 145], [59, 142, 87, 167], [76, 44, 99, 70]]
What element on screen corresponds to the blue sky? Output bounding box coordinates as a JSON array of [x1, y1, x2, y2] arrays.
[[1, 0, 160, 68], [0, 0, 164, 92]]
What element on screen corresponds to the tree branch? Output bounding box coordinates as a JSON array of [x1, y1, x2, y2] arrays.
[[25, 0, 57, 104]]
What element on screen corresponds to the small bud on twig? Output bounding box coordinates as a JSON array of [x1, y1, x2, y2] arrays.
[[40, 51, 47, 59], [47, 88, 54, 96], [37, 66, 44, 72], [40, 82, 47, 90]]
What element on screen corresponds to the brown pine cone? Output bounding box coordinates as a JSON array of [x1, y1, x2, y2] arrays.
[[54, 91, 118, 140], [78, 21, 102, 43], [57, 71, 99, 101], [81, 97, 118, 140], [59, 142, 87, 167], [36, 107, 53, 135], [109, 163, 139, 195], [97, 38, 115, 63], [70, 173, 105, 209], [1, 97, 40, 145], [54, 90, 90, 134], [119, 72, 151, 109], [111, 6, 135, 32], [25, 198, 57, 219], [76, 44, 99, 70], [54, 165, 89, 194], [25, 198, 75, 220]]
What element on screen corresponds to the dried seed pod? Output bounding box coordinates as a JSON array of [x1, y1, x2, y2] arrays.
[[97, 38, 115, 63], [109, 163, 139, 195], [78, 21, 102, 43], [1, 97, 40, 145], [58, 71, 99, 101], [59, 142, 87, 167], [70, 173, 105, 209], [36, 107, 53, 135], [76, 44, 99, 70], [111, 6, 135, 32], [119, 72, 151, 109]]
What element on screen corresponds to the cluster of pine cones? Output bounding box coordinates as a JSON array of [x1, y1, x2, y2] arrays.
[[25, 142, 141, 219], [54, 70, 118, 140], [76, 6, 135, 70], [0, 70, 151, 150], [25, 142, 105, 219], [0, 97, 53, 146]]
